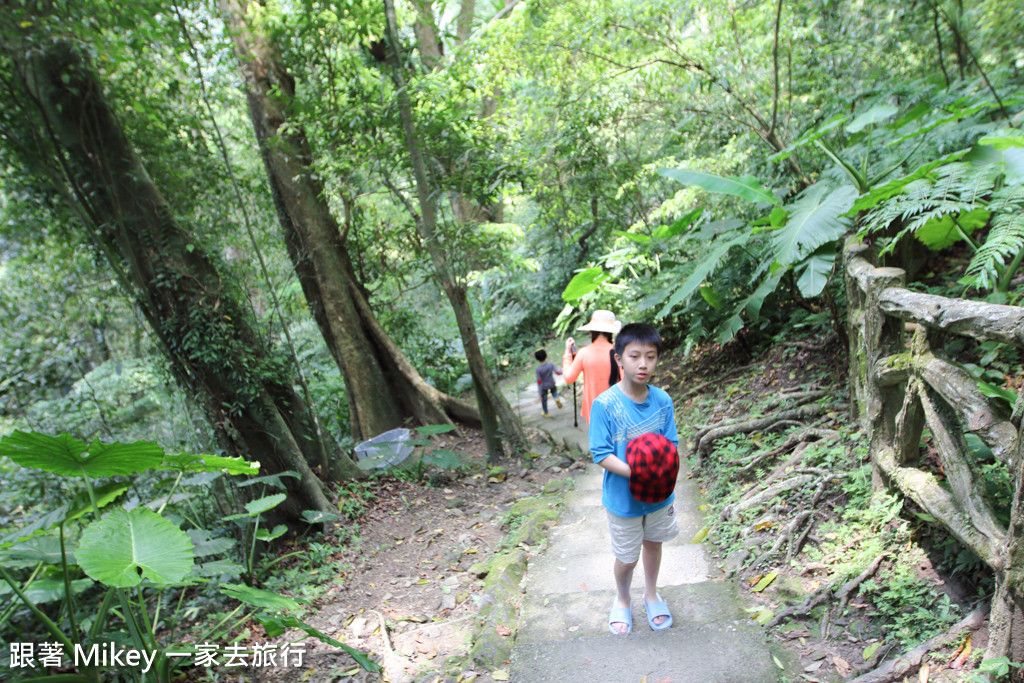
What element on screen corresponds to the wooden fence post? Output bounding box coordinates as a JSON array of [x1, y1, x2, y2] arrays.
[[862, 266, 906, 491]]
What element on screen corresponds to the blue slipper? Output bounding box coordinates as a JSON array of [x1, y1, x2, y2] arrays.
[[608, 602, 632, 635], [644, 595, 672, 631]]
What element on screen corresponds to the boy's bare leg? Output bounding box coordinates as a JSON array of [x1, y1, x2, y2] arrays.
[[611, 558, 637, 634], [641, 540, 668, 626]]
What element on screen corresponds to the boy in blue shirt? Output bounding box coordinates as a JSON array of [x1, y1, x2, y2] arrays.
[[589, 323, 679, 634]]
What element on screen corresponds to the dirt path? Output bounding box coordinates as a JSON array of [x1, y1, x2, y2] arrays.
[[249, 374, 586, 682]]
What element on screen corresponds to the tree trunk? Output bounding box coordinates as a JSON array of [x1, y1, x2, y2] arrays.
[[384, 0, 527, 460], [12, 39, 339, 522], [219, 0, 478, 442]]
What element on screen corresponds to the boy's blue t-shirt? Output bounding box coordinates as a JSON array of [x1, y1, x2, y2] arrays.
[[589, 383, 679, 518]]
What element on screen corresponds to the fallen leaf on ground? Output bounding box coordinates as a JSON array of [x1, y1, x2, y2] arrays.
[[496, 625, 512, 636], [919, 662, 930, 682], [862, 641, 882, 660], [833, 656, 851, 678], [948, 634, 971, 669], [751, 571, 778, 592]]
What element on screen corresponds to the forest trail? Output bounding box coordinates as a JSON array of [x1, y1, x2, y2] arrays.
[[507, 379, 778, 682]]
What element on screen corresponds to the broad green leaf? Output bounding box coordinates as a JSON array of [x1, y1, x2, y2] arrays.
[[159, 452, 259, 476], [658, 168, 779, 205], [302, 509, 342, 524], [773, 184, 855, 265], [750, 571, 778, 592], [979, 135, 1024, 151], [845, 105, 898, 133], [561, 267, 607, 302], [614, 229, 651, 244], [415, 424, 458, 435], [0, 505, 69, 550], [849, 150, 970, 215], [190, 559, 244, 578], [977, 379, 1016, 407], [221, 583, 301, 611], [741, 269, 786, 321], [235, 471, 299, 488], [691, 526, 709, 544], [255, 524, 288, 542], [967, 139, 1024, 185], [1, 535, 71, 566], [652, 208, 704, 240], [699, 285, 725, 310], [796, 246, 838, 298], [66, 481, 132, 522], [914, 209, 990, 250], [0, 432, 163, 477], [657, 232, 752, 318], [247, 493, 287, 515], [77, 508, 193, 587], [716, 314, 745, 345], [255, 613, 381, 672], [188, 532, 236, 557], [0, 575, 94, 604], [863, 641, 883, 660]]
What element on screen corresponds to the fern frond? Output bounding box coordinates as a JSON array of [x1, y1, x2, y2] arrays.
[[964, 186, 1024, 290], [863, 162, 1000, 254]]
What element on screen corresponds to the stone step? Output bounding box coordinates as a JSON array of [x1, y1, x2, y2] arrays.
[[516, 582, 755, 643], [511, 596, 776, 682], [523, 545, 711, 596]]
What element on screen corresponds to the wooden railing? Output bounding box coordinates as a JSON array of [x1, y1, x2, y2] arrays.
[[844, 237, 1024, 667]]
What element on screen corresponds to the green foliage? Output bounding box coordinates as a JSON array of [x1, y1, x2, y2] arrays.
[[0, 432, 378, 679]]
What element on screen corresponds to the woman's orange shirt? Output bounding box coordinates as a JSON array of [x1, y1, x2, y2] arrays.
[[562, 337, 615, 424]]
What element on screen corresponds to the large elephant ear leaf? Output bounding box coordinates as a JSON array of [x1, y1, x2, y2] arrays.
[[0, 431, 164, 477], [796, 245, 838, 298], [77, 508, 193, 587], [773, 184, 856, 266], [658, 168, 779, 206]]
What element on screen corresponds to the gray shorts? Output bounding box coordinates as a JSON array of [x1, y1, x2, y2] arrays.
[[606, 505, 680, 564]]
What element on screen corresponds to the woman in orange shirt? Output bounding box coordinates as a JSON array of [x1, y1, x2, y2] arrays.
[[562, 310, 622, 424]]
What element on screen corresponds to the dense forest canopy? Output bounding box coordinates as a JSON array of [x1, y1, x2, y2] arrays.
[[1, 0, 1022, 678]]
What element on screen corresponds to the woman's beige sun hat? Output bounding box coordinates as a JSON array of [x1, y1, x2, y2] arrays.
[[577, 309, 622, 334]]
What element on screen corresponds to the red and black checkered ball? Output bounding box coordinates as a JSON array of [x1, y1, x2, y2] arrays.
[[625, 433, 679, 503]]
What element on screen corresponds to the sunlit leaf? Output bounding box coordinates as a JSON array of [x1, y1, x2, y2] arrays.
[[0, 432, 163, 477], [658, 168, 779, 205], [562, 267, 607, 302], [750, 571, 778, 592], [77, 508, 193, 587]]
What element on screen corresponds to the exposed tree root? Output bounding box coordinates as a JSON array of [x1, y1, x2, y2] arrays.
[[829, 552, 892, 630], [847, 604, 989, 683], [763, 389, 831, 412], [736, 427, 838, 476], [721, 474, 817, 520], [766, 552, 889, 630], [751, 510, 814, 567], [695, 403, 827, 466]]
